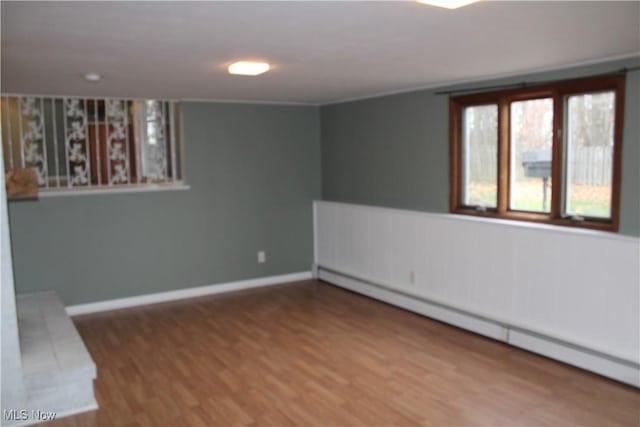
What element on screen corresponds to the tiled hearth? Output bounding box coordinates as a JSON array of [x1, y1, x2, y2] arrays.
[[14, 292, 97, 425]]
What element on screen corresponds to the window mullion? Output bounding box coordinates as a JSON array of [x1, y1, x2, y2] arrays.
[[449, 99, 462, 212], [550, 93, 564, 220], [610, 78, 625, 231], [497, 99, 510, 215]]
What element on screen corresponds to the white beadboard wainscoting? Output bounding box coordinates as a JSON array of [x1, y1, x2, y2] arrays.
[[313, 201, 640, 387]]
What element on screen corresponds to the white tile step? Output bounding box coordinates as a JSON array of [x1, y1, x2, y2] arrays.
[[16, 292, 97, 420]]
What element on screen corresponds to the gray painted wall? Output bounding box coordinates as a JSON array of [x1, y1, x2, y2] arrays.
[[8, 102, 321, 305], [321, 57, 640, 236]]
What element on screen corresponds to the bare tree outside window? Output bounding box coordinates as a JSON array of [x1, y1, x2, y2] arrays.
[[510, 98, 553, 212], [565, 92, 615, 218], [462, 105, 497, 208]]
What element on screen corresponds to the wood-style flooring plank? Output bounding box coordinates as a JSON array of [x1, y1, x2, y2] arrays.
[[37, 280, 639, 426]]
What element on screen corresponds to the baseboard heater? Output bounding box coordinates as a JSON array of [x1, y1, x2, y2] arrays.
[[317, 265, 640, 388]]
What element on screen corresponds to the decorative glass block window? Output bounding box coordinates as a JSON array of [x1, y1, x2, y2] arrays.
[[1, 96, 184, 194]]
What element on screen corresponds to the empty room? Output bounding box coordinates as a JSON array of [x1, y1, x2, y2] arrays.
[[1, 1, 639, 426]]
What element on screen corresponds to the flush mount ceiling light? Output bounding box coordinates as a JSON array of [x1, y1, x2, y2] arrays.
[[416, 0, 480, 9], [84, 72, 101, 82], [228, 61, 270, 76]]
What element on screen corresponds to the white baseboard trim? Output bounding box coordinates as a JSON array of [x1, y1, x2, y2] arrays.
[[318, 268, 507, 341], [66, 271, 312, 316], [318, 267, 640, 388], [508, 330, 640, 387]]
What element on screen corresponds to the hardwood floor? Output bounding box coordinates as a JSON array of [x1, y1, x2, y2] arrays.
[[40, 280, 639, 426]]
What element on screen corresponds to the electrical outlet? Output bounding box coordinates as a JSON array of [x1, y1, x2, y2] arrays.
[[258, 251, 266, 264], [409, 271, 415, 284]]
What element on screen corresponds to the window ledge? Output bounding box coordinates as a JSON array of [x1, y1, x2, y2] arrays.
[[315, 201, 638, 244], [448, 211, 636, 243], [37, 183, 190, 198]]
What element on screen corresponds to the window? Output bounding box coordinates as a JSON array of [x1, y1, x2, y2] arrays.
[[449, 75, 624, 231], [1, 96, 184, 194]]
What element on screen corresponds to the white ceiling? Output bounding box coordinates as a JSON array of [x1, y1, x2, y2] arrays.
[[1, 1, 639, 105]]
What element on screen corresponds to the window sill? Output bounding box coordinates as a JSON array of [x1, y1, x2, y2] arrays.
[[36, 182, 190, 198], [316, 201, 636, 243], [452, 208, 617, 233]]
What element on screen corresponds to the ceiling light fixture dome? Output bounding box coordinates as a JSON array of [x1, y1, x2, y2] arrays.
[[84, 72, 101, 82], [416, 0, 481, 9], [228, 61, 270, 76]]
